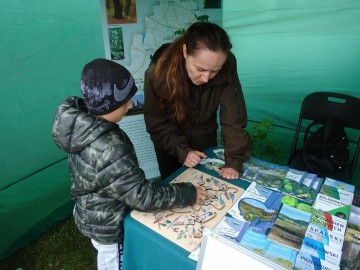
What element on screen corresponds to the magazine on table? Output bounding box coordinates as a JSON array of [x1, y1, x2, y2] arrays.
[[240, 157, 264, 182], [310, 209, 348, 236], [300, 236, 342, 266], [305, 177, 324, 203], [214, 181, 284, 248], [278, 168, 307, 195], [294, 250, 340, 270], [267, 204, 312, 251], [225, 181, 284, 236], [294, 173, 317, 202], [238, 229, 270, 254], [313, 194, 350, 221], [305, 223, 344, 251], [263, 240, 297, 269], [198, 157, 225, 173], [340, 205, 360, 270], [319, 178, 354, 205], [213, 215, 249, 241], [322, 178, 355, 193], [252, 161, 289, 190]]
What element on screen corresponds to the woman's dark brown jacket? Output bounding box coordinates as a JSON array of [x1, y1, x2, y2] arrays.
[[144, 52, 251, 174]]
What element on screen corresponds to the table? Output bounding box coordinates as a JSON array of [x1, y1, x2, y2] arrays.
[[122, 147, 250, 270], [122, 148, 360, 270]]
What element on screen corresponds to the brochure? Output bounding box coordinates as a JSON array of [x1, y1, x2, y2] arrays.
[[319, 184, 354, 205], [227, 181, 284, 235], [199, 157, 225, 173], [213, 215, 249, 241], [268, 204, 311, 251], [294, 251, 340, 270], [263, 241, 297, 269], [340, 205, 360, 270], [313, 194, 350, 221], [305, 177, 324, 203], [310, 209, 347, 236], [240, 157, 263, 182], [295, 173, 317, 201], [213, 148, 224, 160], [252, 161, 289, 190], [305, 223, 344, 251], [278, 168, 307, 195], [239, 229, 270, 254], [322, 178, 355, 193], [300, 236, 342, 266]]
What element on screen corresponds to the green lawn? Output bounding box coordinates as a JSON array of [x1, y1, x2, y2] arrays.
[[0, 218, 97, 270]]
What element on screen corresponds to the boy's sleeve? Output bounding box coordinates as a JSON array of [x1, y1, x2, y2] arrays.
[[98, 141, 197, 211], [219, 54, 251, 173]]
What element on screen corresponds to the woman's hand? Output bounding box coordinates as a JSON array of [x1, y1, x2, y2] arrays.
[[219, 167, 239, 180], [184, 150, 207, 168]]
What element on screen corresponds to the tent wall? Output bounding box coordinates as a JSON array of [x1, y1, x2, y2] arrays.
[[0, 1, 104, 259], [1, 0, 360, 260], [0, 0, 220, 260], [224, 0, 360, 184]]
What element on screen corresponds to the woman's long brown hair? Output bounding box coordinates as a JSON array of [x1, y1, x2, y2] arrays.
[[154, 22, 232, 127]]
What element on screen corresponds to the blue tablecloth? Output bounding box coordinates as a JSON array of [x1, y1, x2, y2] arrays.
[[122, 147, 250, 270], [123, 212, 196, 270]]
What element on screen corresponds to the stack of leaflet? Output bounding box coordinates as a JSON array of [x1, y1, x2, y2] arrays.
[[313, 178, 355, 219], [294, 174, 323, 203], [213, 182, 300, 268], [241, 157, 289, 189], [266, 199, 347, 269], [294, 178, 355, 270], [340, 205, 360, 269], [279, 169, 325, 204], [214, 181, 284, 242], [240, 159, 323, 203]]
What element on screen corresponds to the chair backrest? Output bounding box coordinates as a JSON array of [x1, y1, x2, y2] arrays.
[[300, 92, 360, 130], [288, 92, 360, 182]]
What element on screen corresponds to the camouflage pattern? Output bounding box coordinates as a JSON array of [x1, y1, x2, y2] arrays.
[[52, 97, 196, 244]]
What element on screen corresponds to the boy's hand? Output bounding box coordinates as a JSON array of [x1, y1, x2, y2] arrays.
[[195, 186, 207, 205]]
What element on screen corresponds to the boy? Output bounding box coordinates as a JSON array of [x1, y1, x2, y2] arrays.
[[52, 58, 206, 270]]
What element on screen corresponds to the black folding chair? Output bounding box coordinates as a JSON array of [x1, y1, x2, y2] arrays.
[[287, 92, 360, 183]]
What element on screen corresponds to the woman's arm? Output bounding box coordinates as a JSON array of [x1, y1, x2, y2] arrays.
[[219, 54, 252, 174], [143, 66, 191, 163]]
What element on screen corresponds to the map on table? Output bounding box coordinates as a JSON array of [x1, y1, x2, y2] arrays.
[[131, 168, 245, 252]]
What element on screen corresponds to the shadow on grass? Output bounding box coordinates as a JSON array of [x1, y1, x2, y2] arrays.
[[0, 217, 97, 270]]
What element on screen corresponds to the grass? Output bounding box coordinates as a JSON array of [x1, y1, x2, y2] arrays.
[[0, 217, 97, 270]]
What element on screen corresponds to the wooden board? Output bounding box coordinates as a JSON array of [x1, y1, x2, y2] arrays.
[[131, 168, 244, 251]]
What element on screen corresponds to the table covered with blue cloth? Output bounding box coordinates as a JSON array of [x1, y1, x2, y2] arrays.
[[122, 147, 250, 270]]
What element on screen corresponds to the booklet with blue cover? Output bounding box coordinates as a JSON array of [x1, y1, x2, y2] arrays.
[[227, 181, 284, 236], [305, 223, 344, 251], [300, 236, 342, 266], [278, 168, 307, 195], [294, 251, 340, 270], [263, 241, 297, 269]]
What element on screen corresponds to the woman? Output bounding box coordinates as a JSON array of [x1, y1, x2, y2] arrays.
[[144, 21, 251, 180]]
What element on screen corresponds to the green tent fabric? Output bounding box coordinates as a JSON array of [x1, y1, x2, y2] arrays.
[[1, 0, 360, 260], [224, 0, 360, 179], [0, 161, 73, 259], [0, 1, 104, 259]]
